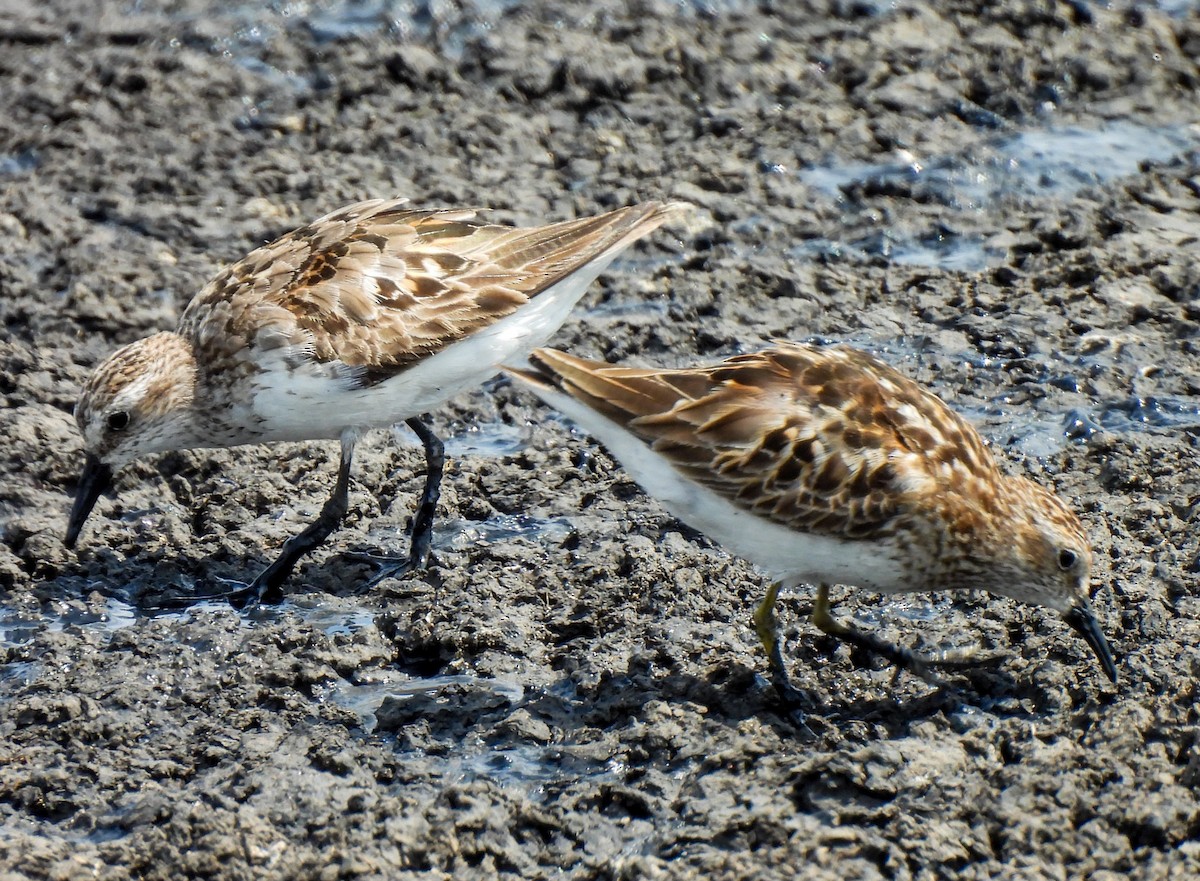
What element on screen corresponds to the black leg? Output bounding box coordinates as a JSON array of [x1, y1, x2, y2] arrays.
[[400, 415, 444, 573], [751, 582, 814, 718], [233, 436, 356, 608], [345, 415, 444, 589]]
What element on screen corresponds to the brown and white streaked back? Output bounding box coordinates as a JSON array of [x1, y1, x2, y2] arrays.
[[510, 342, 1116, 682], [67, 199, 687, 603], [520, 343, 1005, 542], [179, 199, 684, 385], [516, 343, 1096, 613]]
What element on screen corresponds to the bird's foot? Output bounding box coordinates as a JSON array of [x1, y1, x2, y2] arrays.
[[761, 664, 818, 736], [837, 628, 956, 689], [214, 545, 308, 609], [341, 548, 435, 592], [921, 646, 1006, 670], [137, 573, 276, 611]]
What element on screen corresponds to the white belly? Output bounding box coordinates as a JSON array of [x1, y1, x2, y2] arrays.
[[248, 263, 612, 442], [523, 381, 911, 593]]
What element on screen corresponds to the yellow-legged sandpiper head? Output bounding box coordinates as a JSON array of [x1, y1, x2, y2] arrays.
[[989, 477, 1112, 681]]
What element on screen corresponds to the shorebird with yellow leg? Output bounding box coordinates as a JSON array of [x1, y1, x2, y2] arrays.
[[507, 343, 1118, 698]]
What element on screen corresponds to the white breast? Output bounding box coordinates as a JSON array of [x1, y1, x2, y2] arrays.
[[248, 259, 617, 442], [523, 381, 911, 594]]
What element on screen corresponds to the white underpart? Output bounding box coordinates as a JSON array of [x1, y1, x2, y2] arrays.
[[520, 381, 911, 594], [249, 251, 625, 442]]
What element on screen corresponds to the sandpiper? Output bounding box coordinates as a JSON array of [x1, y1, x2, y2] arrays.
[[508, 343, 1118, 688], [67, 198, 685, 605]]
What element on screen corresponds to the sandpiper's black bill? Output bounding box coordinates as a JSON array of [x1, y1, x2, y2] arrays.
[[1063, 602, 1118, 684], [65, 454, 113, 548]]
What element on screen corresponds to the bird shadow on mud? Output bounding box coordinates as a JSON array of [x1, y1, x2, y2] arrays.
[[44, 541, 394, 610], [43, 544, 218, 607], [45, 548, 1050, 744], [367, 651, 1041, 757], [583, 655, 1037, 740]]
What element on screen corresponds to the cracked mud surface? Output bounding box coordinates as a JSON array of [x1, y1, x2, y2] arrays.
[[3, 1, 1200, 878]]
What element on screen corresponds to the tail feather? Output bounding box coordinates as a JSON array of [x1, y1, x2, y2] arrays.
[[486, 201, 687, 270], [518, 347, 698, 429]]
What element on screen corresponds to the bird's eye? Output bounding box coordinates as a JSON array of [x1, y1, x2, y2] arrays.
[[1057, 549, 1077, 571], [106, 411, 130, 432]]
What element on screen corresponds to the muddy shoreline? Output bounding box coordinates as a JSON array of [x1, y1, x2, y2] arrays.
[[3, 1, 1200, 878]]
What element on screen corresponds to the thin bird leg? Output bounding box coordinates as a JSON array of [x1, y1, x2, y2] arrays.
[[401, 416, 444, 572], [811, 583, 948, 685], [752, 581, 810, 709], [753, 581, 787, 674], [810, 586, 1001, 683], [348, 415, 445, 589], [237, 432, 357, 607]]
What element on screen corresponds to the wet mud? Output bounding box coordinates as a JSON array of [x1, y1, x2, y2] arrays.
[[3, 1, 1200, 878]]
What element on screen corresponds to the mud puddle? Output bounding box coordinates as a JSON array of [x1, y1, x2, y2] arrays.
[[797, 120, 1200, 271]]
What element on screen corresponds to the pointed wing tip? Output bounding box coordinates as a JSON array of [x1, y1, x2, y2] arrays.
[[658, 200, 694, 217], [507, 347, 599, 392], [579, 200, 690, 262], [503, 362, 548, 389], [504, 347, 573, 394], [634, 200, 692, 227], [529, 346, 595, 375]]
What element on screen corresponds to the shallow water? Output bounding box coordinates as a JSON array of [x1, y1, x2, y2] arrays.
[[0, 597, 231, 702], [0, 149, 38, 177], [798, 121, 1200, 271], [869, 334, 1200, 456], [319, 670, 622, 797], [801, 122, 1200, 207], [281, 600, 378, 636], [321, 669, 526, 727], [158, 0, 768, 93], [0, 595, 139, 648], [433, 513, 574, 550], [442, 419, 530, 458]]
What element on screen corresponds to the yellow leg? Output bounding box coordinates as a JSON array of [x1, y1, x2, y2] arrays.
[[752, 581, 809, 710], [753, 582, 784, 670], [810, 583, 940, 681], [811, 584, 845, 638]]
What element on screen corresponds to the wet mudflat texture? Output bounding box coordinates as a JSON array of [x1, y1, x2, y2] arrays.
[[3, 0, 1200, 877]]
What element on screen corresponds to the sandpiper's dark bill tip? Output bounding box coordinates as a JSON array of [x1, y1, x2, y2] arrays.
[[65, 454, 113, 548], [1063, 602, 1118, 684]]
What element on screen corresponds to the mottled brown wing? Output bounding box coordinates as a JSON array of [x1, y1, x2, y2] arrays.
[[525, 344, 1001, 539], [179, 198, 683, 383]]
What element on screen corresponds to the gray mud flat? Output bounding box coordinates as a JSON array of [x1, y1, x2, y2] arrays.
[[3, 1, 1200, 878]]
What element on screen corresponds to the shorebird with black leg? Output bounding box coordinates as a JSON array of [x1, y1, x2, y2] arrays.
[[67, 198, 686, 605]]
